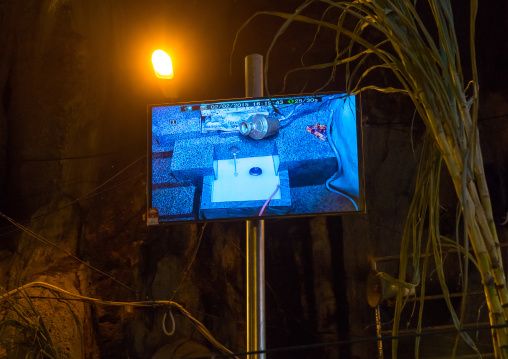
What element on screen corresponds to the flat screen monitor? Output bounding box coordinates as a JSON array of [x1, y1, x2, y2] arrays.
[[147, 92, 364, 224]]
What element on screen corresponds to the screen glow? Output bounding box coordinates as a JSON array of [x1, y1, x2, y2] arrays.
[[147, 93, 363, 223]]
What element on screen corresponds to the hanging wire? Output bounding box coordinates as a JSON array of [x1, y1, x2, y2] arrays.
[[0, 155, 147, 238], [162, 309, 176, 336], [0, 211, 137, 293], [191, 324, 507, 359], [170, 223, 207, 301], [0, 281, 236, 358], [12, 139, 145, 162]]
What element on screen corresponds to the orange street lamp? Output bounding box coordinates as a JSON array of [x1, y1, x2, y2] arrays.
[[152, 49, 174, 79], [152, 49, 178, 98]]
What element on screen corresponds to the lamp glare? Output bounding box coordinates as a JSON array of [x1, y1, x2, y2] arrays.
[[152, 50, 174, 79]]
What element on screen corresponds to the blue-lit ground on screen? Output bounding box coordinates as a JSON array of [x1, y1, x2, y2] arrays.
[[149, 93, 361, 222]]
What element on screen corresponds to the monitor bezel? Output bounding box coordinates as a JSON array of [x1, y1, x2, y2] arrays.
[[147, 92, 365, 225]]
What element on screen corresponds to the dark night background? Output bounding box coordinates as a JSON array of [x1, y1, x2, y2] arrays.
[[0, 0, 507, 358]]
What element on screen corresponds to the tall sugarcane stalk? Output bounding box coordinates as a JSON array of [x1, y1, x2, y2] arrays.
[[236, 0, 507, 356], [351, 0, 508, 355], [367, 1, 508, 354]]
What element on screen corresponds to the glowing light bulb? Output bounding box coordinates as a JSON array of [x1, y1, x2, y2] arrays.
[[152, 50, 174, 79]]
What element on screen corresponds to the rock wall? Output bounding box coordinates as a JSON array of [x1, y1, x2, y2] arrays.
[[0, 1, 507, 359]]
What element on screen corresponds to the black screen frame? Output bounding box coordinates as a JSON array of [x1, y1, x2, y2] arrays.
[[147, 92, 365, 225]]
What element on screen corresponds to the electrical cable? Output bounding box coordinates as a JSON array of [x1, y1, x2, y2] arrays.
[[0, 156, 147, 238], [0, 281, 236, 358], [363, 114, 508, 126], [0, 211, 137, 293], [190, 322, 508, 359], [4, 280, 499, 359], [169, 223, 207, 301], [326, 109, 342, 173], [326, 179, 359, 211], [258, 184, 281, 216], [214, 223, 325, 338], [2, 250, 498, 358], [324, 109, 359, 211], [69, 155, 146, 206], [162, 309, 176, 336], [478, 113, 508, 122], [11, 139, 146, 162], [0, 174, 146, 240], [277, 103, 303, 129]]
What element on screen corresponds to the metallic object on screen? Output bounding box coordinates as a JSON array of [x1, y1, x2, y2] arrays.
[[239, 114, 280, 140], [229, 146, 240, 177]]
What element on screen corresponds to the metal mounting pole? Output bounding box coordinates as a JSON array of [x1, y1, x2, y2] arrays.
[[245, 53, 266, 359]]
